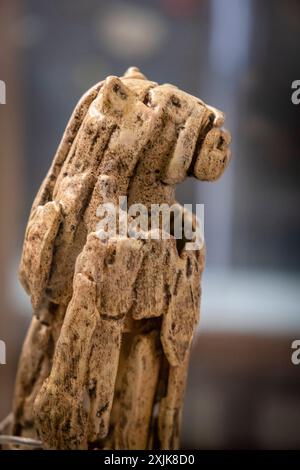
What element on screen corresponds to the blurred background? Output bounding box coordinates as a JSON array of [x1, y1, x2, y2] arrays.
[[0, 0, 300, 449]]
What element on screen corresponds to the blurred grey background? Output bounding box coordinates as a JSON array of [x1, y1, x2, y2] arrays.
[[0, 0, 300, 449]]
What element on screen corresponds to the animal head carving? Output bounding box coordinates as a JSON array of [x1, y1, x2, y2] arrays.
[[90, 66, 231, 187]]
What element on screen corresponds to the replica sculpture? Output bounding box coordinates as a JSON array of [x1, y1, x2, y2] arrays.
[[11, 67, 231, 449]]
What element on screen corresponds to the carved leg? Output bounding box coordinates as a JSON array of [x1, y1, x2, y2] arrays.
[[34, 273, 121, 449], [158, 355, 190, 450], [157, 240, 204, 450], [12, 303, 65, 438], [114, 330, 161, 450], [86, 313, 124, 445], [34, 233, 144, 449]]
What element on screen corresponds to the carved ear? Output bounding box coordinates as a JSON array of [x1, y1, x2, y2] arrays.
[[123, 66, 147, 80], [101, 76, 132, 113]]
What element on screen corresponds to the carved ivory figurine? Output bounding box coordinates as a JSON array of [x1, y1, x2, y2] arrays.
[[12, 67, 231, 449]]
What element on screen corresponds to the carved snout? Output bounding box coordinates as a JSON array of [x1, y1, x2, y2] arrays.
[[162, 107, 231, 185], [192, 126, 231, 182]]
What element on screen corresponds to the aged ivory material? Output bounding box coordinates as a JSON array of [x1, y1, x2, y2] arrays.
[[12, 67, 231, 449]]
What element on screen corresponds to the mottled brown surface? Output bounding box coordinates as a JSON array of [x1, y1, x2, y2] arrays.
[[12, 67, 230, 449]]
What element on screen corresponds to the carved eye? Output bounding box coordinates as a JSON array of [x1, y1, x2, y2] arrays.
[[170, 95, 181, 108], [206, 113, 215, 130], [112, 83, 127, 100], [143, 92, 152, 107]]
